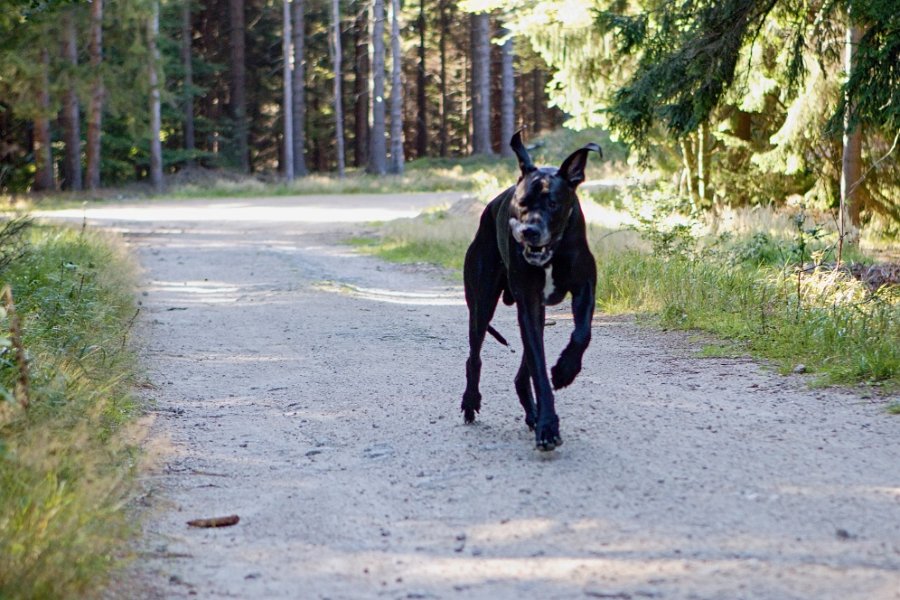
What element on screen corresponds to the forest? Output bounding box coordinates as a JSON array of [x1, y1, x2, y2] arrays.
[[1, 0, 897, 238]]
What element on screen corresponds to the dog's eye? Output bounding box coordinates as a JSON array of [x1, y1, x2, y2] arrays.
[[548, 198, 558, 210]]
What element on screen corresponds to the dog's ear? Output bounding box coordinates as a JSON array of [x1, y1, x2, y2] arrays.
[[558, 143, 602, 188], [510, 130, 536, 174]]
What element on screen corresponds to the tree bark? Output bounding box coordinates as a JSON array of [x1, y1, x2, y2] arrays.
[[182, 0, 196, 161], [59, 9, 82, 191], [148, 0, 163, 190], [697, 122, 709, 206], [33, 48, 54, 191], [368, 0, 387, 174], [291, 0, 308, 176], [85, 0, 104, 189], [229, 0, 249, 172], [841, 19, 863, 238], [470, 12, 492, 155], [500, 28, 515, 156], [438, 0, 449, 157], [353, 6, 369, 168], [332, 0, 346, 177], [388, 0, 404, 173], [532, 69, 544, 136], [282, 0, 294, 180], [415, 0, 427, 158]]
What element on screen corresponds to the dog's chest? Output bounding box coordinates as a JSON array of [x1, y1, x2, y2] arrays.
[[543, 265, 557, 303]]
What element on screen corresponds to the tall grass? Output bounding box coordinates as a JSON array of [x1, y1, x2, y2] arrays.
[[596, 253, 899, 386], [0, 224, 139, 598]]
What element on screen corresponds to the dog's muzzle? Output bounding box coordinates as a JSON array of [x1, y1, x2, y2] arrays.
[[510, 218, 553, 266]]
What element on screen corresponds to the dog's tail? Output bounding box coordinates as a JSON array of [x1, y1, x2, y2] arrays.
[[487, 325, 515, 353]]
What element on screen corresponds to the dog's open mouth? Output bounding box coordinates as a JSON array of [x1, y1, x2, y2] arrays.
[[522, 244, 553, 266]]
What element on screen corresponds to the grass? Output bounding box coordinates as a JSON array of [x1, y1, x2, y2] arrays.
[[350, 198, 899, 394], [0, 222, 140, 598]]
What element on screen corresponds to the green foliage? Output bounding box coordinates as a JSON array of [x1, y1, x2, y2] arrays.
[[0, 224, 139, 598]]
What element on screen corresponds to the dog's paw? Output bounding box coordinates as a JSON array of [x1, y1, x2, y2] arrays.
[[524, 412, 536, 432], [460, 392, 481, 424], [535, 421, 563, 451], [551, 355, 581, 390]]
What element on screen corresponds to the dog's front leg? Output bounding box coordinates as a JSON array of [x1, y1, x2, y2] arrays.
[[516, 292, 561, 450], [551, 279, 595, 390]]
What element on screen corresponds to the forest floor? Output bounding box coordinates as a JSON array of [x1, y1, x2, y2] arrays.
[[40, 194, 900, 600]]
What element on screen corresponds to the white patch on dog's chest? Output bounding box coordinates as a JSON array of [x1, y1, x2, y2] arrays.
[[543, 265, 555, 301]]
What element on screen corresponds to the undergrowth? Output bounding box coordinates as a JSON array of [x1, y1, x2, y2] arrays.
[[0, 221, 140, 598]]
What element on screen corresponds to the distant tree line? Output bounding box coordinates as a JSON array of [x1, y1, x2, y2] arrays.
[[0, 0, 564, 193]]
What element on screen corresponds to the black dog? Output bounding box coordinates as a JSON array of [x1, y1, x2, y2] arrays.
[[461, 132, 601, 451]]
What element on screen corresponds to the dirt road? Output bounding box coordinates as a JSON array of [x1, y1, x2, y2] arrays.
[[49, 195, 900, 599]]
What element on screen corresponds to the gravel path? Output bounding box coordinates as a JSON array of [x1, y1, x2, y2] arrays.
[[48, 194, 900, 599]]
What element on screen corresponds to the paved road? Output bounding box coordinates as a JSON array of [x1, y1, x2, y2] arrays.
[[45, 194, 900, 599]]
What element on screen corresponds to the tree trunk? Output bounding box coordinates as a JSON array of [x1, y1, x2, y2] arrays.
[[388, 0, 404, 173], [291, 0, 308, 176], [415, 0, 427, 158], [182, 0, 196, 161], [680, 136, 698, 211], [353, 6, 369, 168], [500, 28, 515, 156], [229, 0, 249, 172], [697, 122, 709, 206], [332, 0, 346, 177], [438, 0, 448, 157], [59, 9, 82, 191], [841, 19, 863, 243], [148, 0, 163, 190], [532, 69, 544, 135], [368, 0, 387, 175], [85, 0, 104, 189], [470, 12, 491, 156], [33, 48, 54, 191], [282, 0, 294, 180]]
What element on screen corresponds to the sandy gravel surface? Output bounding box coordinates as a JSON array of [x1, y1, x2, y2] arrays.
[[49, 194, 900, 599]]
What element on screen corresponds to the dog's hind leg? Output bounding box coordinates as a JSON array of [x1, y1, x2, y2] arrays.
[[514, 356, 536, 431], [461, 234, 504, 424], [461, 278, 503, 423]]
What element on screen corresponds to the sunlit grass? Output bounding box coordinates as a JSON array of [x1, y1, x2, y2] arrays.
[[0, 224, 140, 598]]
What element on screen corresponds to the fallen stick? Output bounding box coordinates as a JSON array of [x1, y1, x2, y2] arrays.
[[186, 514, 240, 528]]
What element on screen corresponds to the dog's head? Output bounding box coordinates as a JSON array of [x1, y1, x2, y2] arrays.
[[507, 131, 602, 267]]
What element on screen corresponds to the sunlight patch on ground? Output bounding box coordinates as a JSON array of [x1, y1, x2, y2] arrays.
[[314, 281, 465, 306]]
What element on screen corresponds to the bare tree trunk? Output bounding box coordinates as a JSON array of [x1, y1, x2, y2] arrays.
[[680, 137, 698, 212], [415, 0, 427, 158], [148, 0, 163, 190], [182, 0, 196, 161], [282, 0, 294, 180], [697, 122, 709, 206], [532, 69, 544, 135], [33, 48, 54, 191], [353, 5, 369, 168], [388, 0, 404, 173], [85, 0, 104, 189], [229, 0, 249, 172], [367, 0, 386, 174], [500, 28, 514, 156], [438, 0, 448, 157], [291, 0, 308, 176], [470, 12, 492, 155], [60, 9, 82, 191], [332, 0, 346, 177], [840, 17, 863, 251]]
